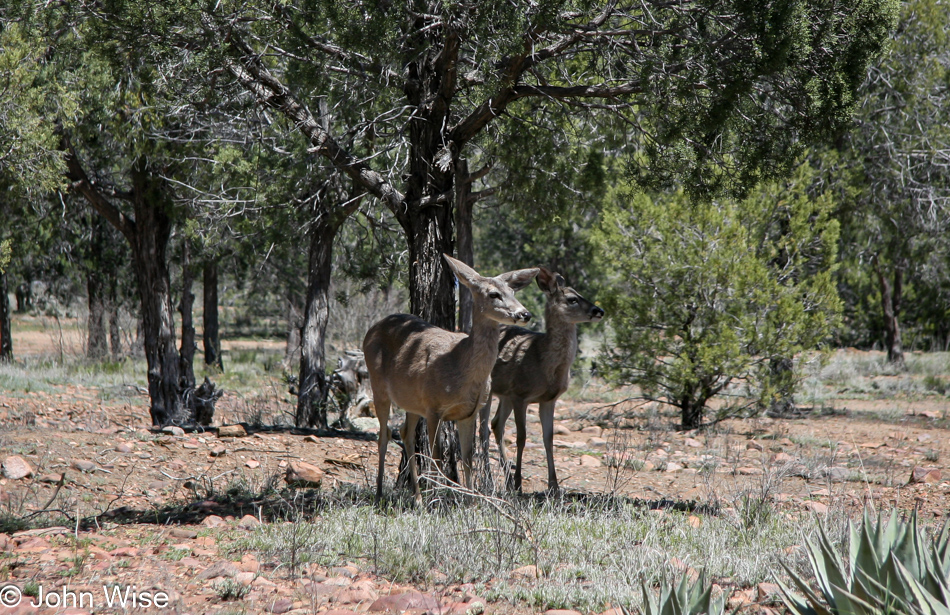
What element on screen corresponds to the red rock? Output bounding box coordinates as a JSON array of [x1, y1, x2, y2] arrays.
[[757, 582, 782, 602], [239, 553, 260, 573], [246, 459, 260, 469], [803, 501, 829, 514], [2, 455, 33, 480], [71, 459, 96, 473], [238, 514, 261, 529], [196, 560, 239, 580], [110, 546, 140, 557], [218, 424, 247, 438], [368, 591, 440, 612], [286, 462, 325, 487], [268, 598, 293, 613], [202, 515, 227, 528], [332, 580, 378, 604], [579, 455, 602, 468], [116, 443, 133, 453], [909, 466, 941, 484], [169, 528, 198, 539]]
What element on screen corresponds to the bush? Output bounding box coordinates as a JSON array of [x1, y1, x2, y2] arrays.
[[592, 165, 842, 429]]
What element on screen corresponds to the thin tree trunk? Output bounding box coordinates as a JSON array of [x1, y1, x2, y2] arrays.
[[295, 217, 337, 429], [874, 257, 905, 366], [0, 269, 12, 361], [109, 275, 122, 358], [455, 158, 474, 335], [179, 239, 197, 394], [86, 216, 109, 360], [202, 259, 222, 370]]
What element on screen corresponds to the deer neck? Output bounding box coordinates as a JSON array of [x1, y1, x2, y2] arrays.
[[462, 310, 502, 377], [540, 306, 578, 379]]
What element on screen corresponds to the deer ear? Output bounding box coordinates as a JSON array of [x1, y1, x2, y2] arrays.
[[497, 267, 540, 291], [443, 253, 480, 288], [536, 267, 560, 294]]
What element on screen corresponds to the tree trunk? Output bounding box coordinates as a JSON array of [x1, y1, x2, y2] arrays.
[[285, 292, 304, 367], [202, 259, 222, 370], [86, 216, 109, 360], [108, 273, 122, 358], [455, 158, 474, 335], [179, 239, 197, 394], [874, 257, 905, 366], [295, 217, 337, 429], [0, 269, 11, 361], [680, 397, 704, 431], [129, 163, 183, 427]]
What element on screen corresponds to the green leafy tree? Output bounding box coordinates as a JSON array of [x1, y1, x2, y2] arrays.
[[828, 0, 950, 363], [593, 165, 842, 429]]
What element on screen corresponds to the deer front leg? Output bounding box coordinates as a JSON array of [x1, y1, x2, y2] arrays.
[[492, 397, 515, 487], [539, 400, 560, 494], [401, 413, 422, 503], [512, 399, 529, 492], [425, 413, 443, 476]]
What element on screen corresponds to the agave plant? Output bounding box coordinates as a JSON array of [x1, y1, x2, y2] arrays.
[[641, 569, 727, 615], [778, 509, 950, 615]]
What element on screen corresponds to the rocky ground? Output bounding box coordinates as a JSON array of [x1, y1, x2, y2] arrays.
[[1, 341, 948, 615]]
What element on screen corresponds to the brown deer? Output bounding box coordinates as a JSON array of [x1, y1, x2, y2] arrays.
[[362, 255, 538, 502], [464, 267, 604, 493]]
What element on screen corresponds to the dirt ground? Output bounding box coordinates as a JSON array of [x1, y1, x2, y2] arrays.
[[1, 325, 948, 615]]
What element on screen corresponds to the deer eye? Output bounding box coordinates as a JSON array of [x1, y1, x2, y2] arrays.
[[567, 297, 578, 305], [489, 292, 502, 300]]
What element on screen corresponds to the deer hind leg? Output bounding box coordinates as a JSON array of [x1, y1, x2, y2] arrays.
[[373, 395, 392, 504], [400, 412, 422, 502], [492, 397, 515, 489], [539, 400, 560, 494], [512, 399, 529, 492], [457, 415, 476, 490]]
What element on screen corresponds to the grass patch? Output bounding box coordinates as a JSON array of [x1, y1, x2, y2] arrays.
[[235, 488, 828, 613]]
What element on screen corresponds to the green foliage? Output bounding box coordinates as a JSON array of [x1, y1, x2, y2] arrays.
[[778, 509, 950, 615], [642, 570, 726, 615], [593, 163, 842, 428]]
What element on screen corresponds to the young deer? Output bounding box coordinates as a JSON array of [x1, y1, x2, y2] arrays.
[[362, 254, 538, 502], [470, 267, 604, 493]]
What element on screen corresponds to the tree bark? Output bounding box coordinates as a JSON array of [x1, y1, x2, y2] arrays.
[[455, 158, 474, 335], [202, 259, 222, 369], [108, 273, 122, 358], [295, 216, 337, 429], [0, 268, 11, 361], [179, 239, 197, 394], [874, 257, 905, 366], [86, 216, 109, 360]]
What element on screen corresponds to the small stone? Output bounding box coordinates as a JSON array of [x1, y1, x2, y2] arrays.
[[581, 425, 602, 436], [246, 460, 260, 469], [510, 565, 538, 580], [683, 437, 702, 448], [162, 425, 186, 436], [665, 462, 683, 473], [771, 452, 795, 463], [217, 424, 247, 438], [688, 515, 702, 528], [238, 514, 261, 529], [746, 441, 764, 451], [553, 423, 571, 435], [579, 455, 602, 468], [368, 591, 439, 612], [909, 466, 941, 484], [587, 437, 608, 448], [2, 455, 33, 480], [196, 560, 239, 580], [202, 515, 227, 528], [803, 501, 829, 514], [235, 571, 255, 586], [115, 443, 133, 453], [210, 446, 227, 457], [552, 439, 574, 449], [169, 528, 198, 539], [757, 582, 782, 602], [824, 467, 851, 482], [286, 462, 325, 488], [239, 553, 260, 573], [736, 467, 762, 475], [37, 473, 64, 484], [268, 598, 293, 614], [71, 459, 97, 473], [303, 435, 319, 443]]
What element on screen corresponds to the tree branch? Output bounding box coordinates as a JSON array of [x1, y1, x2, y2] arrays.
[[216, 22, 405, 213], [60, 132, 136, 241]]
